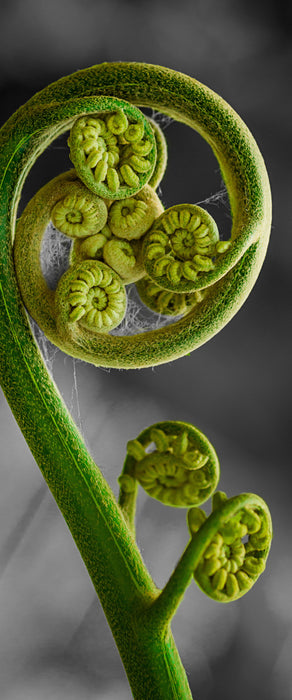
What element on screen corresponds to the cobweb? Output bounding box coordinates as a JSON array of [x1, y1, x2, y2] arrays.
[[40, 222, 71, 291]]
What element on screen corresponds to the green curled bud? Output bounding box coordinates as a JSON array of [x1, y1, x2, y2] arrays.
[[189, 492, 272, 602], [143, 204, 220, 292], [124, 122, 144, 142], [55, 260, 127, 334], [51, 183, 108, 238], [106, 110, 129, 135], [68, 97, 157, 200], [107, 184, 164, 240], [122, 421, 220, 508], [103, 238, 144, 283]]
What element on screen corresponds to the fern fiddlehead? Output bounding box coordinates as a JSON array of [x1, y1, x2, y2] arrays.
[[117, 421, 272, 629], [11, 62, 271, 369], [55, 259, 127, 333], [187, 491, 272, 602], [68, 99, 157, 197], [0, 62, 272, 700], [119, 421, 220, 512], [51, 181, 108, 238], [142, 204, 221, 291]]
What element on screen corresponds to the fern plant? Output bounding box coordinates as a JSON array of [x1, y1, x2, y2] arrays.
[[0, 62, 272, 699]]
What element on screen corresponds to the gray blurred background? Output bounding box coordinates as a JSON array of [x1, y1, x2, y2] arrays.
[[0, 1, 291, 698]]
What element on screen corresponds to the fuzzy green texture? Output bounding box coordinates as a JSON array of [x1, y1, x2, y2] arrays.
[[0, 62, 272, 699], [51, 180, 108, 238], [146, 116, 168, 190]]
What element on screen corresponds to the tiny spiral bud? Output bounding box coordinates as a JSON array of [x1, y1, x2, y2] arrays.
[[188, 493, 272, 602], [143, 204, 220, 292], [51, 183, 108, 238], [124, 122, 144, 142], [135, 275, 203, 317], [107, 184, 164, 240], [103, 238, 144, 283], [68, 99, 156, 200], [122, 421, 220, 508], [55, 260, 126, 334]]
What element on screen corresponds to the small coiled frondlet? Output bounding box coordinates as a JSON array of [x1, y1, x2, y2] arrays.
[[55, 259, 126, 333], [187, 491, 272, 602], [119, 421, 220, 507], [107, 184, 164, 240], [51, 185, 108, 238], [68, 98, 157, 200], [142, 204, 228, 292]]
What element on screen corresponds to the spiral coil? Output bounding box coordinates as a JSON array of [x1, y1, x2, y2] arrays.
[[68, 99, 157, 200], [120, 421, 220, 508], [142, 204, 225, 292], [187, 491, 272, 602]]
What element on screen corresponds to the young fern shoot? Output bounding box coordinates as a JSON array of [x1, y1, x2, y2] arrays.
[[0, 62, 272, 699]]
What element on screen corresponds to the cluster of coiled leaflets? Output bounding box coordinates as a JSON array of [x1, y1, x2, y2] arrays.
[[118, 420, 272, 604], [14, 95, 248, 360]]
